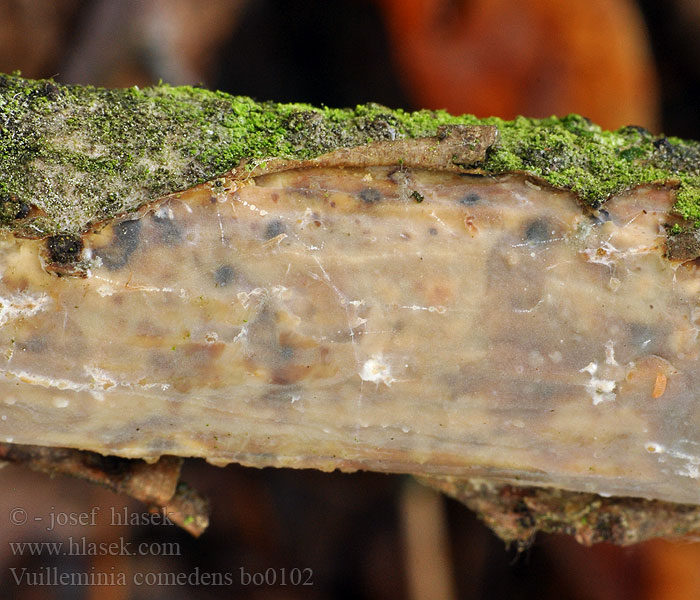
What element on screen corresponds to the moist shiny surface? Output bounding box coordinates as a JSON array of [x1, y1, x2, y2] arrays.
[[0, 166, 698, 503]]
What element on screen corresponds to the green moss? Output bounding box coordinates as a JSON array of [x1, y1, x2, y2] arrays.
[[480, 115, 700, 221], [1, 73, 700, 235]]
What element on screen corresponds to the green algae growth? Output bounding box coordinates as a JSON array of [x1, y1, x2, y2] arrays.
[[1, 73, 699, 236]]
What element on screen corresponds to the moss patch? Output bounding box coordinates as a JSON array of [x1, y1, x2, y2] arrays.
[[2, 74, 700, 235], [480, 114, 700, 223]]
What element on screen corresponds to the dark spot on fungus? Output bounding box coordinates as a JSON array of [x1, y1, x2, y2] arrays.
[[591, 208, 611, 224], [411, 190, 424, 203], [459, 193, 480, 205], [114, 219, 141, 254], [152, 212, 182, 245], [429, 227, 438, 235], [524, 219, 552, 243], [359, 188, 381, 204], [96, 219, 141, 270], [628, 322, 655, 347], [47, 234, 83, 264], [19, 336, 47, 353], [265, 219, 286, 240], [279, 345, 294, 361], [214, 264, 236, 287]]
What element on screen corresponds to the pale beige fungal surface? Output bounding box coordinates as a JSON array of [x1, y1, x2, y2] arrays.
[[0, 165, 699, 504]]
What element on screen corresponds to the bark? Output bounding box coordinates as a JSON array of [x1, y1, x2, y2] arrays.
[[1, 73, 699, 237], [424, 477, 700, 548]]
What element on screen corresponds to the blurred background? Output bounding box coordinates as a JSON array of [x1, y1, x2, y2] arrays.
[[1, 0, 700, 598]]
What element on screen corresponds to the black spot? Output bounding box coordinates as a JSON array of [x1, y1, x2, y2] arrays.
[[264, 219, 286, 239], [653, 137, 674, 152], [590, 208, 611, 224], [524, 219, 551, 243], [459, 193, 480, 205], [411, 190, 424, 203], [47, 234, 83, 264], [214, 265, 236, 287], [152, 213, 182, 245], [0, 194, 31, 221], [14, 202, 30, 219], [428, 227, 438, 235], [436, 126, 450, 140], [458, 173, 488, 179], [96, 219, 141, 270], [359, 188, 382, 204]]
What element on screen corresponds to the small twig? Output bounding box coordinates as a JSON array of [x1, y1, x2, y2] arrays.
[[0, 442, 210, 536], [422, 476, 700, 548], [151, 481, 210, 538]]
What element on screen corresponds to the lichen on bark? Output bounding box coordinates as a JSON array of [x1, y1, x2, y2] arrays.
[[1, 73, 700, 236]]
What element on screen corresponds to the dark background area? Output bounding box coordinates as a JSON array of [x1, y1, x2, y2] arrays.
[[1, 0, 699, 598]]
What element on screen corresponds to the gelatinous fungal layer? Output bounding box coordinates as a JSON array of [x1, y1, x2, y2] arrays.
[[1, 165, 699, 504]]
